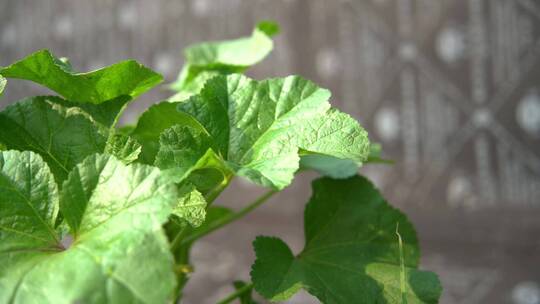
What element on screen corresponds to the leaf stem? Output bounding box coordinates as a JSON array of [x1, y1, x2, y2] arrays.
[[205, 174, 234, 204], [216, 283, 254, 304], [169, 225, 190, 252], [180, 189, 277, 246]]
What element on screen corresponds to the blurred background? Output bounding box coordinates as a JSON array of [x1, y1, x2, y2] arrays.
[[1, 0, 540, 303]]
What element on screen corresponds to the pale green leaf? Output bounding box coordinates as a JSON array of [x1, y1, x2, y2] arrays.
[[299, 154, 358, 179], [0, 152, 178, 303], [60, 154, 177, 236], [173, 184, 207, 227], [299, 142, 392, 178], [0, 49, 162, 104], [250, 176, 442, 303], [169, 21, 279, 100], [155, 74, 370, 190], [0, 96, 107, 183]]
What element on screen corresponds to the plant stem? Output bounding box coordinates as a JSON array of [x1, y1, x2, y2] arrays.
[[180, 189, 277, 246], [216, 283, 254, 304], [205, 174, 233, 204], [169, 225, 189, 253]]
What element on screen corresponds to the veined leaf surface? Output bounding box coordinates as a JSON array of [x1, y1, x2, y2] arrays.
[[152, 74, 370, 189], [0, 152, 179, 304], [250, 176, 442, 303]]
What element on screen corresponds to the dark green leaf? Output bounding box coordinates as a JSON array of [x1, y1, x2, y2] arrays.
[[0, 96, 107, 183], [250, 176, 442, 303], [131, 101, 202, 164], [50, 95, 130, 127], [0, 49, 162, 104]]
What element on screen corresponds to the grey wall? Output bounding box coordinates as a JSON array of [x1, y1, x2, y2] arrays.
[[1, 1, 540, 303]]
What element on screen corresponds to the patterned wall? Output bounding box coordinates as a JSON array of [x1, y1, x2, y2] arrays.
[[1, 1, 539, 303]]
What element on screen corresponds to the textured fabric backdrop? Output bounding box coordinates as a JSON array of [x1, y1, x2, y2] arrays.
[[1, 1, 539, 303]]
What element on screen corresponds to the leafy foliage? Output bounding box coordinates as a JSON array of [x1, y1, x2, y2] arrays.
[[0, 151, 178, 303], [251, 176, 442, 303], [0, 49, 162, 104], [0, 21, 441, 304], [169, 21, 279, 100], [141, 74, 370, 190], [0, 96, 108, 183], [104, 133, 142, 164]]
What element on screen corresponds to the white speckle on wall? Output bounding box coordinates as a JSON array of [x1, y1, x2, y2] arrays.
[[54, 16, 73, 39], [375, 107, 400, 142], [512, 281, 540, 304], [437, 26, 466, 64], [118, 3, 138, 30], [473, 108, 492, 128], [517, 90, 540, 137], [1, 24, 16, 46], [191, 0, 212, 17], [316, 48, 340, 79], [153, 52, 175, 77]]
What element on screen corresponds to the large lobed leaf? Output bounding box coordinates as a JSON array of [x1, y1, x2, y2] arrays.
[[0, 49, 162, 104], [134, 74, 370, 190], [169, 21, 279, 100], [250, 176, 442, 303], [0, 151, 179, 303]]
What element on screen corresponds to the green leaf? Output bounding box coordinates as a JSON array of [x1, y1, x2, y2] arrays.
[[299, 154, 358, 179], [0, 75, 6, 98], [156, 74, 370, 190], [250, 176, 442, 303], [172, 184, 207, 228], [169, 21, 279, 100], [50, 95, 130, 128], [0, 49, 162, 104], [131, 101, 202, 164], [0, 152, 179, 303], [0, 96, 107, 183], [105, 133, 142, 164], [0, 151, 60, 252], [156, 125, 232, 191], [60, 154, 178, 237], [366, 142, 393, 164]]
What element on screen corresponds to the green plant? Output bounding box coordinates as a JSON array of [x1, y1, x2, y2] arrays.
[[0, 21, 441, 303]]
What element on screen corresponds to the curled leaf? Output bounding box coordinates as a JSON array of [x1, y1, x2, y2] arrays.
[[0, 49, 162, 104], [169, 21, 279, 100]]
